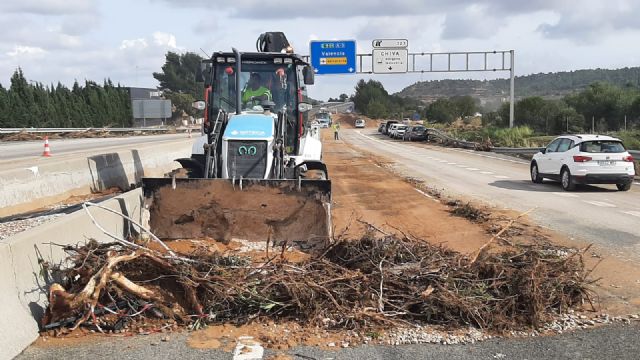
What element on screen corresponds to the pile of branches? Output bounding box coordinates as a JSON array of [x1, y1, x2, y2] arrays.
[[42, 235, 594, 333]]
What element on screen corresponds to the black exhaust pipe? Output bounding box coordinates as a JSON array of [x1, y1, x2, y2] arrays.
[[232, 47, 241, 115]]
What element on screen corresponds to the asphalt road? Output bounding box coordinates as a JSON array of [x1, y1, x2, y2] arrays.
[[14, 128, 640, 359], [17, 322, 640, 359], [0, 134, 193, 164], [342, 129, 640, 262]]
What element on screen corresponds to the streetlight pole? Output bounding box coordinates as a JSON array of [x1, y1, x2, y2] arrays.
[[509, 50, 515, 128]]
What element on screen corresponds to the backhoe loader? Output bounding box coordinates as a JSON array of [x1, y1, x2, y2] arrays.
[[142, 32, 331, 249]]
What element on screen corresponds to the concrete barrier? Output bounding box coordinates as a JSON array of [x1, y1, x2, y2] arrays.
[[0, 141, 191, 217], [0, 189, 143, 360]]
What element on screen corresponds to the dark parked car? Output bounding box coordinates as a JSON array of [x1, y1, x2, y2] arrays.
[[403, 125, 427, 141]]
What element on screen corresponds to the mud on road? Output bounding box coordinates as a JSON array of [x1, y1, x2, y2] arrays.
[[24, 116, 640, 359], [330, 114, 640, 316]]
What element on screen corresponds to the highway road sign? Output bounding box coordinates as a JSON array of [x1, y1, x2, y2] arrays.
[[372, 49, 408, 73], [372, 39, 408, 48], [309, 40, 356, 75]]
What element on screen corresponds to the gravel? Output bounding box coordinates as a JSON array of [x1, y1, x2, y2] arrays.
[[0, 214, 64, 240]]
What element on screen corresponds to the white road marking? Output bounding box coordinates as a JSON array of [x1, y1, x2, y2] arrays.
[[466, 167, 480, 171], [551, 192, 579, 198], [456, 164, 467, 168], [622, 211, 640, 217], [635, 182, 640, 185], [414, 188, 440, 203], [493, 175, 510, 179], [480, 171, 494, 175], [447, 162, 457, 165], [583, 200, 616, 208], [438, 160, 448, 163]]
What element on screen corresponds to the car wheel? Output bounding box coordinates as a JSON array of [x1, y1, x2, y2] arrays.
[[561, 168, 575, 191], [616, 182, 632, 191], [530, 163, 543, 183]]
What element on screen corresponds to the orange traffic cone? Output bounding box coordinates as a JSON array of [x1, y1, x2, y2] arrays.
[[42, 136, 52, 157]]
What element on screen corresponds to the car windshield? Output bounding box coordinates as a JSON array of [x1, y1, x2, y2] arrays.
[[580, 140, 626, 153], [412, 126, 425, 131]]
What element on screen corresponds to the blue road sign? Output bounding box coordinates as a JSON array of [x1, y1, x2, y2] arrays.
[[309, 40, 356, 75]]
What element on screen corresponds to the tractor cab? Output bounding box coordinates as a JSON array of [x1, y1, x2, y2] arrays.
[[199, 52, 314, 155]]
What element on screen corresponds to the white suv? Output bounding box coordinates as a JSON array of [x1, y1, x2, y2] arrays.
[[530, 135, 635, 191]]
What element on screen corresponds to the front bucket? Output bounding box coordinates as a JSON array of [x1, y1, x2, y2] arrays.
[[141, 177, 332, 250]]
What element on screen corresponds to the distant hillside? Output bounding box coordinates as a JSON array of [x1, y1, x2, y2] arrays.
[[397, 67, 640, 110]]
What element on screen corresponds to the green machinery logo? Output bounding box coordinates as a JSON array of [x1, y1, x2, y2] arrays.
[[238, 145, 257, 156]]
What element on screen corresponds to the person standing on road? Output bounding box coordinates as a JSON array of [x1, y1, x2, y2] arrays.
[[333, 122, 340, 140]]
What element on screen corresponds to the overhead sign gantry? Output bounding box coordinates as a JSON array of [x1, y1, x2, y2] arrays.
[[307, 39, 516, 128]]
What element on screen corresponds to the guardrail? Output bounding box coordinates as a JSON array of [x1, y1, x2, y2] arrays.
[[425, 128, 639, 157], [490, 147, 545, 155], [0, 127, 176, 134], [426, 128, 477, 149]]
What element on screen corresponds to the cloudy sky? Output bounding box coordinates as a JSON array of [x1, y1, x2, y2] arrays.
[[1, 0, 639, 100]]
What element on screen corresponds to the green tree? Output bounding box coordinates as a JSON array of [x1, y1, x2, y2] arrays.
[[153, 52, 204, 118], [0, 68, 131, 129], [565, 82, 628, 131], [425, 98, 456, 123]]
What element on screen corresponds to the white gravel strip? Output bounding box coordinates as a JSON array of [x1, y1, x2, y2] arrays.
[[0, 214, 65, 240]]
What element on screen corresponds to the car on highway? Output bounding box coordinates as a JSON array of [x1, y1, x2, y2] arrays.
[[315, 112, 332, 128], [530, 134, 635, 191], [387, 123, 400, 137], [382, 120, 399, 135], [355, 119, 365, 128], [389, 124, 408, 139], [403, 125, 427, 141]]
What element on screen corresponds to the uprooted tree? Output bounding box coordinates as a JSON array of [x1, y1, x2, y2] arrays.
[[41, 230, 594, 334]]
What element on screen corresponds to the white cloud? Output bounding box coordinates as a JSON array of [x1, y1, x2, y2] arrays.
[[7, 45, 47, 58], [152, 32, 177, 48], [0, 0, 98, 15], [120, 38, 148, 50]]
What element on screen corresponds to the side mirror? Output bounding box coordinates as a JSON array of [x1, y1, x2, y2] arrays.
[[298, 102, 313, 113], [303, 65, 315, 85], [192, 101, 206, 110], [541, 148, 547, 154]]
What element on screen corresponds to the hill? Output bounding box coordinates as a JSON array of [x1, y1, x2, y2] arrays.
[[397, 67, 640, 110]]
